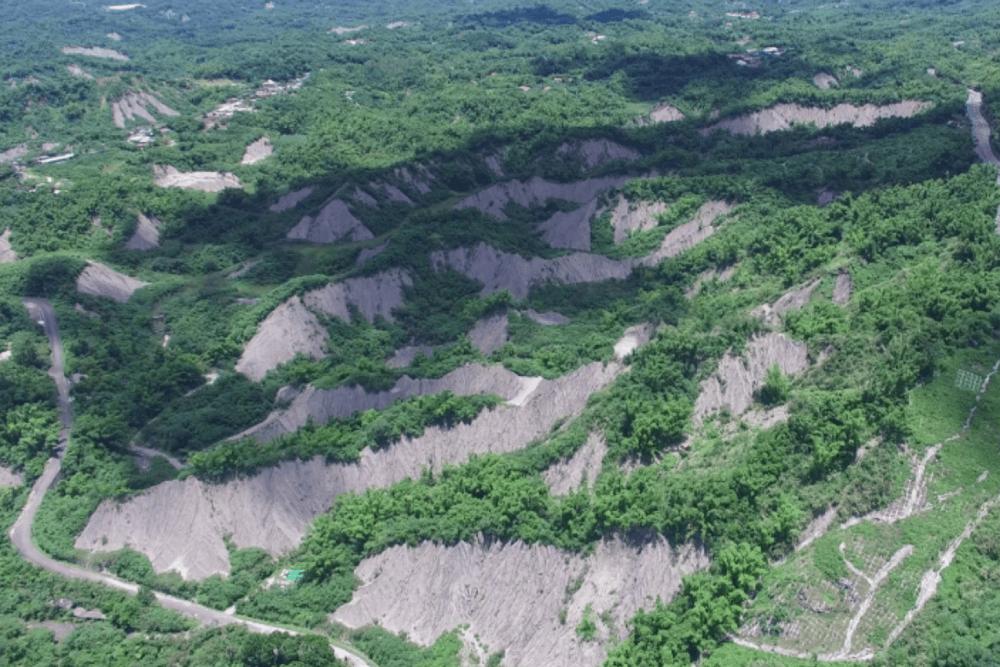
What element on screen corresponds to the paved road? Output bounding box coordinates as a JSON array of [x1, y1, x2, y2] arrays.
[[9, 299, 371, 667], [966, 89, 1000, 169], [966, 90, 1000, 235]]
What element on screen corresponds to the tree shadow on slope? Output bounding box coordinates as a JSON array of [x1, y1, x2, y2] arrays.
[[458, 4, 577, 28]]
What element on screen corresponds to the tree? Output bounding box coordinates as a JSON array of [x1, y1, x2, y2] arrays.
[[631, 398, 690, 456]]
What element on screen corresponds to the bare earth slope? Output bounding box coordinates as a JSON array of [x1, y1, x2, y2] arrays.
[[703, 101, 931, 136], [61, 46, 129, 61], [431, 242, 631, 299], [468, 311, 509, 355], [301, 269, 410, 322], [241, 137, 273, 165], [539, 198, 600, 251], [76, 360, 622, 579], [693, 332, 809, 424], [111, 92, 178, 129], [332, 537, 708, 667], [76, 262, 148, 303], [124, 213, 161, 251], [235, 297, 328, 382], [556, 139, 640, 169], [543, 432, 607, 495], [153, 166, 242, 192], [455, 176, 628, 220], [269, 187, 314, 213], [610, 196, 668, 243], [434, 201, 732, 299], [0, 465, 23, 488], [0, 228, 17, 263], [236, 270, 411, 380], [235, 361, 531, 442], [287, 198, 373, 243]]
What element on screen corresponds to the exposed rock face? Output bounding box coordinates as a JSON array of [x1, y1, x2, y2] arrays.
[[76, 262, 148, 303], [67, 64, 93, 79], [332, 537, 709, 667], [355, 241, 388, 267], [432, 243, 631, 300], [236, 270, 411, 381], [539, 198, 600, 251], [329, 25, 367, 35], [817, 189, 838, 206], [0, 144, 28, 165], [77, 360, 623, 579], [468, 312, 509, 355], [124, 213, 161, 251], [702, 101, 932, 136], [543, 433, 607, 495], [0, 465, 23, 488], [153, 166, 242, 192], [302, 269, 410, 323], [812, 73, 839, 90], [236, 362, 531, 442], [287, 198, 373, 244], [643, 103, 685, 124], [456, 176, 628, 220], [393, 165, 434, 194], [614, 323, 655, 361], [352, 187, 378, 208], [640, 200, 733, 266], [387, 344, 436, 369], [693, 332, 809, 424], [484, 153, 505, 177], [524, 309, 570, 326], [61, 46, 129, 61], [686, 265, 737, 299], [556, 139, 640, 169], [269, 187, 314, 213], [241, 137, 273, 165], [436, 202, 731, 300], [0, 228, 17, 263], [832, 271, 853, 306], [610, 196, 668, 243], [111, 92, 178, 129], [751, 278, 820, 326], [380, 183, 413, 205], [235, 297, 328, 382]]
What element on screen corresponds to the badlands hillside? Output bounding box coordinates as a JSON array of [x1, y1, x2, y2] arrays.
[[1, 0, 1000, 665]]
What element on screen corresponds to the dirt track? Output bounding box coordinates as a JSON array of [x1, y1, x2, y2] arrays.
[[8, 299, 373, 667]]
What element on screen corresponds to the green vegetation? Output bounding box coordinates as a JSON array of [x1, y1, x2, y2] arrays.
[[2, 0, 1000, 664], [188, 391, 502, 480], [348, 628, 462, 667]]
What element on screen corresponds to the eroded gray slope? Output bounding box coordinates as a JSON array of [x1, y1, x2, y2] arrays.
[[703, 101, 932, 136], [333, 537, 708, 667], [235, 362, 530, 442], [235, 270, 411, 381], [76, 359, 622, 579], [455, 176, 628, 220], [434, 201, 732, 299]]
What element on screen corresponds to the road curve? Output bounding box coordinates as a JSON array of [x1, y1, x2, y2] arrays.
[[8, 299, 372, 667], [965, 89, 1000, 234], [966, 89, 1000, 168]]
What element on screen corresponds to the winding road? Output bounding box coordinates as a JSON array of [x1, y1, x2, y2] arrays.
[[966, 89, 1000, 234], [8, 299, 372, 667], [966, 89, 1000, 169]]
